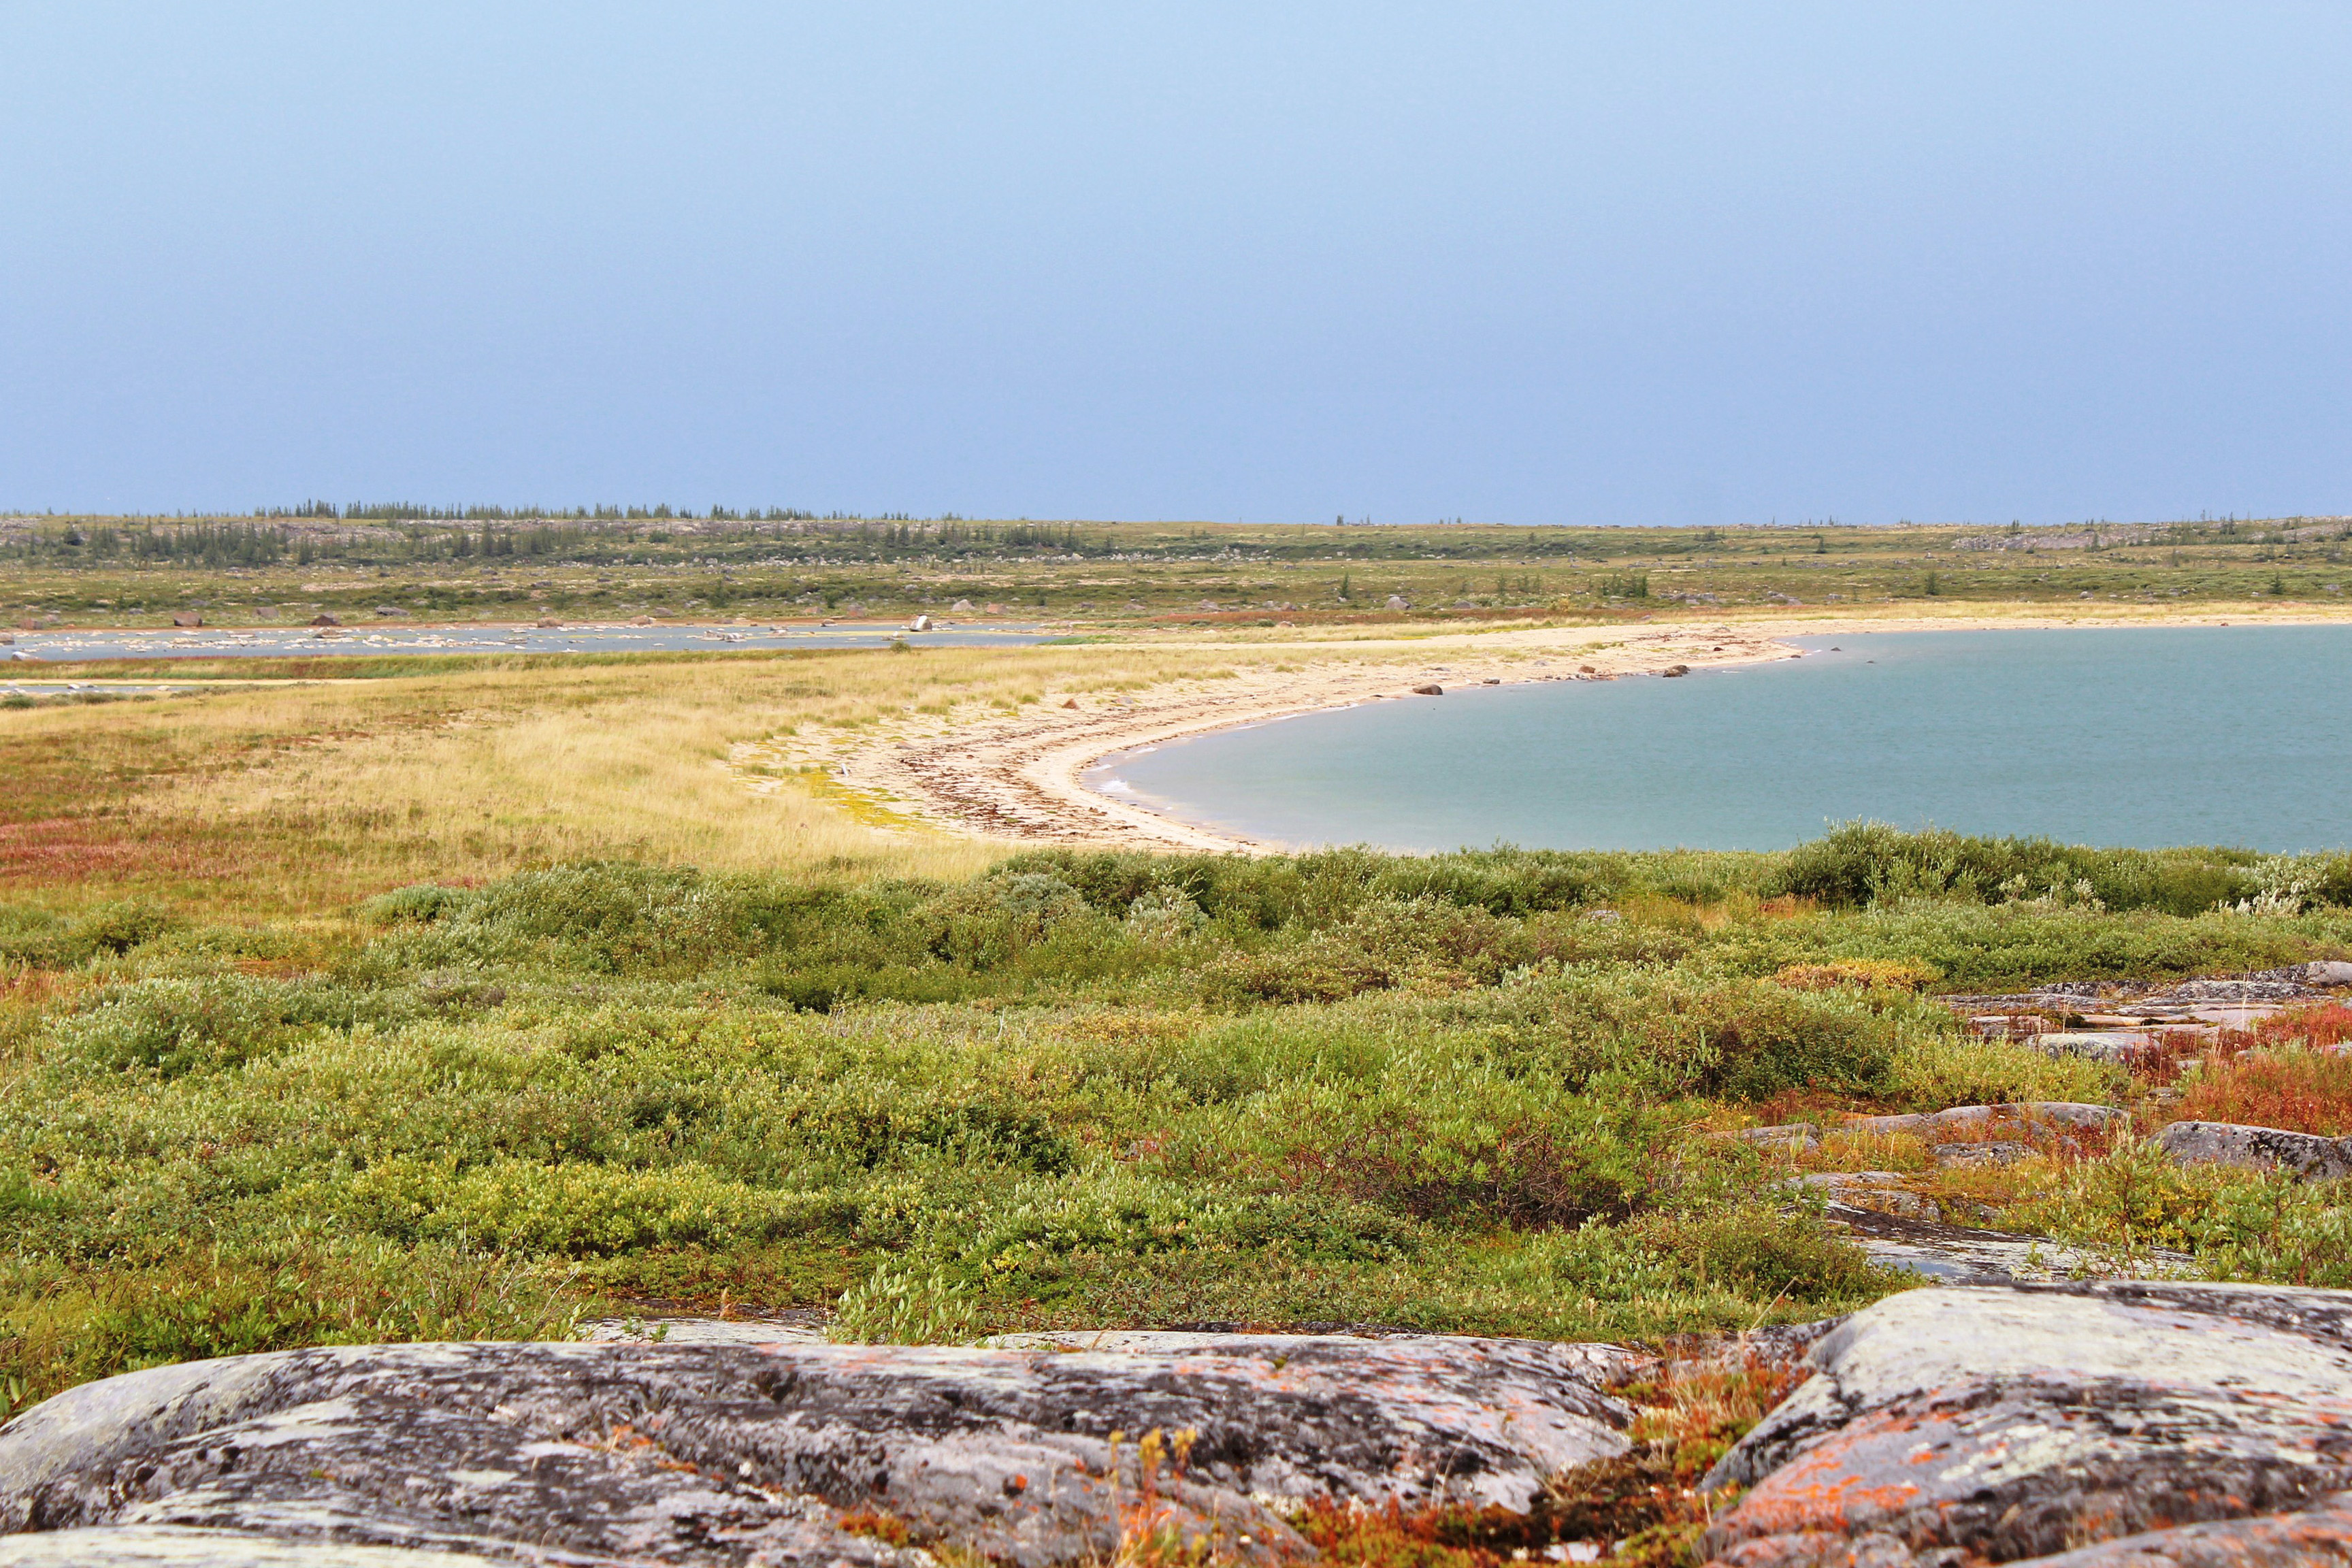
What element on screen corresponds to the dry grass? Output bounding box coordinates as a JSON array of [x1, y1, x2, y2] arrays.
[[0, 642, 1362, 915]]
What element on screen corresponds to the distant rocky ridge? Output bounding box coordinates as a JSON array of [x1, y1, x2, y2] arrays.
[[13, 1285, 2352, 1565]]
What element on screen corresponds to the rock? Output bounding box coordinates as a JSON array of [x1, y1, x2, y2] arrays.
[[2157, 1120, 2352, 1181], [1842, 1102, 2125, 1143], [1061, 698, 1078, 709], [583, 1314, 829, 1347], [170, 612, 203, 628], [1790, 1171, 1940, 1221], [631, 615, 654, 625], [1482, 677, 1501, 685], [535, 619, 561, 629], [0, 1524, 507, 1564], [906, 615, 934, 632], [1385, 595, 1409, 610], [1412, 684, 1443, 696], [1661, 664, 1689, 676], [1931, 1140, 2036, 1166], [2004, 1497, 2352, 1564], [1796, 1177, 2162, 1281], [308, 613, 340, 627], [2310, 960, 2352, 987], [1733, 1122, 1823, 1153], [1703, 1281, 2352, 1566], [2034, 1031, 2145, 1062], [0, 1335, 1636, 1567], [373, 605, 404, 617]]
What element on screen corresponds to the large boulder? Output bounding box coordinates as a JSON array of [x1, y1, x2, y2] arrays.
[[0, 1334, 1639, 1567], [1701, 1281, 2352, 1566], [2157, 1120, 2352, 1181]]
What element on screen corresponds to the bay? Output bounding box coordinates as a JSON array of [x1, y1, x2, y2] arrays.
[[1092, 627, 2352, 853]]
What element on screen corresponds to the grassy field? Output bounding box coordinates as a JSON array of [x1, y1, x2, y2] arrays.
[[9, 522, 2352, 1550]]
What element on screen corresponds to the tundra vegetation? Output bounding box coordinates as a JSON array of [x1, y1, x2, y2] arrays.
[[8, 516, 2352, 1564], [5, 508, 2352, 627]]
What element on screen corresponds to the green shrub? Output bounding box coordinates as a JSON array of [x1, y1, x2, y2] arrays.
[[1777, 821, 2261, 915], [337, 1156, 846, 1256], [50, 974, 397, 1077], [357, 883, 476, 926]]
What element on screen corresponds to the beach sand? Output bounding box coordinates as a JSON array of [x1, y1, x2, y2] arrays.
[[747, 606, 2352, 854]]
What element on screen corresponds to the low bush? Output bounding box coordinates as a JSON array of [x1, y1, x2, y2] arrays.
[[1777, 821, 2264, 915], [2174, 1048, 2352, 1136]]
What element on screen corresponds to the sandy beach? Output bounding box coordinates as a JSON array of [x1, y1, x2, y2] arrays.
[[713, 611, 2134, 851], [743, 606, 2352, 854]]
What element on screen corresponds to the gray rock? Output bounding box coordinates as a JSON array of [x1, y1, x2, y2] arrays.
[[0, 1525, 505, 1565], [1843, 1102, 2125, 1143], [1384, 595, 1409, 610], [2004, 1494, 2352, 1563], [0, 1335, 1635, 1567], [1701, 1282, 2352, 1566], [2157, 1120, 2352, 1181], [1931, 1140, 2037, 1166], [580, 1314, 828, 1347], [2310, 960, 2352, 988], [2034, 1031, 2145, 1062], [1812, 1198, 2174, 1283], [1733, 1123, 1823, 1152]]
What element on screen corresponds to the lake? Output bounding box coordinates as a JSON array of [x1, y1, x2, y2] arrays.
[[1090, 627, 2352, 853]]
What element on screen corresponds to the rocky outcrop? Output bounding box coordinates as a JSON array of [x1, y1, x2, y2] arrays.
[[30, 1287, 2352, 1567], [2157, 1120, 2352, 1181], [0, 1335, 1642, 1567], [1701, 1282, 2352, 1566]]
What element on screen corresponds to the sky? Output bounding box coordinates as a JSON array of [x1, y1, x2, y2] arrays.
[[3, 3, 2348, 526]]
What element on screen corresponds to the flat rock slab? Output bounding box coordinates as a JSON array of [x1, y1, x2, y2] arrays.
[[2157, 1120, 2352, 1181], [1842, 1102, 2124, 1143], [0, 1335, 1638, 1567], [1812, 1200, 2178, 1283], [0, 1524, 508, 1565], [1700, 1281, 2352, 1567]]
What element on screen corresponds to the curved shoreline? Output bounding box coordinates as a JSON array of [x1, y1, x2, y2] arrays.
[[767, 608, 2352, 854], [801, 623, 1806, 853]]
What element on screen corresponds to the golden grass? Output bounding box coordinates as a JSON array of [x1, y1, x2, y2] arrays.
[[0, 642, 1322, 914]]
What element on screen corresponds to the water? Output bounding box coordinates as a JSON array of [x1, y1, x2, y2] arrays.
[[1094, 627, 2352, 853], [1, 621, 1048, 665]]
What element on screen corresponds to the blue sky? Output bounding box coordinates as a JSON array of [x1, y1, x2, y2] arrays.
[[3, 3, 2347, 525]]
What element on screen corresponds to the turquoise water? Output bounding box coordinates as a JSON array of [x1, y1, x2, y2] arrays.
[[1093, 627, 2352, 853]]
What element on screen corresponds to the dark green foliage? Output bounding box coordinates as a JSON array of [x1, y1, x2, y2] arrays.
[[7, 831, 2349, 1403], [1777, 821, 2264, 915]]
